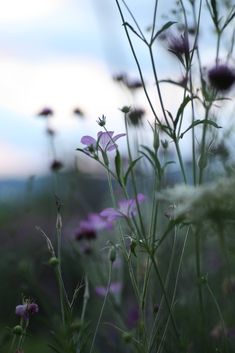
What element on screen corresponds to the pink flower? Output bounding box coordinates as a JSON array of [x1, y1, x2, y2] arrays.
[[75, 213, 113, 241], [100, 193, 146, 221], [81, 131, 126, 153]]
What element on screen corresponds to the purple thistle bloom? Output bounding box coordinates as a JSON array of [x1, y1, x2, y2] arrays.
[[15, 302, 39, 320], [168, 32, 190, 58], [81, 131, 126, 153], [37, 107, 53, 117], [100, 193, 146, 221], [95, 281, 122, 297], [208, 64, 235, 91], [75, 213, 113, 241]]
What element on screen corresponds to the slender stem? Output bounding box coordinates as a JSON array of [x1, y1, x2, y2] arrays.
[[150, 0, 159, 42], [115, 0, 161, 126], [206, 282, 228, 353], [89, 263, 113, 353], [150, 252, 181, 344]]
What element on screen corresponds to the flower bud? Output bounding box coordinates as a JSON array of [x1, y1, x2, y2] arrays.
[[48, 257, 59, 267], [13, 325, 23, 335], [109, 246, 116, 263], [120, 106, 131, 114]]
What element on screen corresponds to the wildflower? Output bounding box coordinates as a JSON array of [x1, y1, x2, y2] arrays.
[[75, 213, 113, 241], [126, 79, 143, 90], [73, 107, 84, 117], [100, 193, 146, 221], [113, 73, 127, 83], [15, 302, 39, 320], [80, 131, 126, 153], [168, 32, 190, 60], [208, 64, 235, 91], [50, 160, 63, 172], [127, 108, 145, 126], [95, 281, 122, 297], [37, 107, 53, 117]]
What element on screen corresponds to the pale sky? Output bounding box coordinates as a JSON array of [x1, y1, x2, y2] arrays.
[[0, 0, 234, 178]]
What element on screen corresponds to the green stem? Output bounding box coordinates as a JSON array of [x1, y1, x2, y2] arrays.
[[206, 282, 228, 353], [89, 263, 113, 353]]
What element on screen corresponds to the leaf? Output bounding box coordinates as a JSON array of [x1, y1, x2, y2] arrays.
[[180, 119, 222, 139], [152, 21, 177, 43], [115, 150, 123, 186], [141, 146, 162, 178], [123, 156, 142, 186], [123, 22, 144, 41], [174, 95, 193, 128]]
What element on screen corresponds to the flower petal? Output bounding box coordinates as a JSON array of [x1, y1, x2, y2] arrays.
[[97, 131, 114, 149], [81, 135, 97, 146], [100, 207, 122, 220]]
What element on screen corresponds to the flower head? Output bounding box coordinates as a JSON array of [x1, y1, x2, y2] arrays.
[[100, 193, 146, 221], [208, 64, 235, 91], [15, 302, 39, 320], [81, 131, 126, 154], [37, 107, 53, 117], [75, 213, 113, 241], [168, 32, 190, 58], [128, 108, 145, 126]]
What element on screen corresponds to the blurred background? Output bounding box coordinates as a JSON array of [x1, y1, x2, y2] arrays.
[[0, 0, 226, 181]]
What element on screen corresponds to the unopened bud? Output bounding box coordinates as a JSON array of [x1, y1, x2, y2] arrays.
[[120, 106, 131, 114], [13, 325, 23, 335], [56, 214, 62, 230], [48, 257, 59, 267], [109, 246, 116, 263]]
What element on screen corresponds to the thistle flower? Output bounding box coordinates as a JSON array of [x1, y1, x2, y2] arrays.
[[168, 32, 190, 58], [73, 107, 84, 117], [208, 64, 235, 91], [50, 160, 63, 172], [127, 108, 145, 126], [100, 193, 146, 221], [15, 302, 39, 320], [37, 107, 53, 117], [80, 131, 126, 154]]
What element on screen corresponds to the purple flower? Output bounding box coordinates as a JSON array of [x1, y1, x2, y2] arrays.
[[75, 213, 113, 241], [15, 302, 39, 320], [81, 131, 126, 153], [168, 32, 190, 58], [95, 281, 122, 297], [37, 107, 53, 117], [208, 64, 235, 91], [100, 193, 146, 221]]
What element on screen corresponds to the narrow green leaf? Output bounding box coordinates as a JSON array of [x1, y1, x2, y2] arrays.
[[141, 146, 162, 178], [123, 22, 144, 41], [115, 150, 123, 185], [124, 156, 142, 186], [180, 119, 222, 139], [174, 95, 193, 128], [152, 21, 177, 43]]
